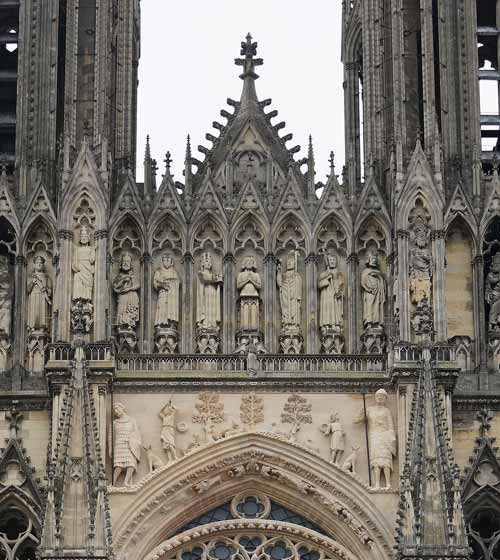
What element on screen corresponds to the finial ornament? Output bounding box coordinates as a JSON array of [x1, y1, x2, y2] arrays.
[[235, 32, 263, 81], [164, 151, 172, 174]]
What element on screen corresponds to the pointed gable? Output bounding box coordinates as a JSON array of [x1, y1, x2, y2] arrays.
[[445, 182, 477, 231], [354, 174, 391, 232], [23, 180, 57, 229], [0, 167, 20, 233], [110, 172, 146, 226]]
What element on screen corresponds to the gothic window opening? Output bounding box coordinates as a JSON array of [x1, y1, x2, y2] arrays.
[[357, 44, 364, 182], [0, 507, 38, 560], [467, 507, 500, 560], [0, 0, 19, 168], [477, 0, 500, 162]]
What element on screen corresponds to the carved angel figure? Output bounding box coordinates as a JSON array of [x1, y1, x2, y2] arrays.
[[109, 402, 142, 487], [318, 253, 344, 330], [113, 252, 140, 329], [277, 250, 302, 328], [361, 252, 386, 328], [354, 388, 396, 489], [486, 253, 500, 332], [196, 252, 222, 329], [27, 255, 52, 331], [0, 255, 13, 334], [154, 255, 180, 326], [72, 226, 95, 303]]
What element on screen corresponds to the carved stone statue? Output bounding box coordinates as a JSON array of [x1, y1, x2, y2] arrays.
[[27, 256, 52, 331], [361, 252, 386, 328], [196, 252, 222, 330], [277, 250, 302, 328], [354, 388, 396, 489], [72, 225, 95, 303], [109, 402, 142, 487], [237, 256, 261, 330], [113, 252, 140, 330], [0, 255, 13, 335], [159, 401, 178, 463], [318, 253, 344, 330], [486, 253, 500, 332], [409, 221, 433, 305], [320, 412, 345, 464], [154, 255, 180, 327]]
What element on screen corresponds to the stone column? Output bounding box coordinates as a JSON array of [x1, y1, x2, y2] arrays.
[[223, 253, 235, 353], [14, 255, 26, 366], [263, 253, 276, 353], [51, 386, 62, 457], [347, 253, 358, 353], [142, 252, 152, 353], [431, 229, 447, 341], [55, 230, 73, 341], [474, 255, 489, 387], [181, 252, 194, 353], [396, 230, 410, 341], [97, 385, 107, 466], [305, 253, 318, 353], [94, 229, 108, 341]]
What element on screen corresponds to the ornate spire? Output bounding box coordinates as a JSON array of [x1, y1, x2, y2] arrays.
[[307, 135, 315, 200], [144, 134, 153, 200], [235, 33, 263, 112], [184, 134, 193, 199]]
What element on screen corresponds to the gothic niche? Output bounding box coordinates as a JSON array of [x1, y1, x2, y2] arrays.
[[111, 218, 143, 352], [408, 198, 433, 340], [151, 217, 183, 354], [317, 217, 348, 354], [483, 218, 500, 369], [234, 218, 265, 352], [193, 219, 224, 354], [357, 219, 387, 354], [0, 217, 16, 370], [445, 219, 474, 371], [71, 197, 96, 335], [275, 218, 306, 354], [24, 221, 54, 372]]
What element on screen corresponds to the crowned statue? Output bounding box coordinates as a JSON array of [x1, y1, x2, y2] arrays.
[[277, 250, 302, 330], [27, 255, 52, 331], [72, 225, 95, 304], [196, 252, 223, 330], [318, 253, 344, 331], [237, 256, 262, 331], [154, 255, 179, 327]]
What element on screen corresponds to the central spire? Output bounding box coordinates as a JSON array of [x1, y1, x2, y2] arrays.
[[235, 33, 263, 112]]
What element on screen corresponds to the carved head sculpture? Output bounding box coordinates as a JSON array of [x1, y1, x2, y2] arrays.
[[367, 251, 379, 268], [120, 252, 133, 272], [413, 219, 429, 249], [242, 256, 256, 271], [286, 250, 298, 271], [492, 253, 500, 273], [0, 255, 9, 273], [330, 412, 339, 422], [161, 255, 173, 269], [374, 388, 388, 405], [201, 252, 213, 271], [79, 225, 90, 246], [325, 253, 338, 270], [34, 255, 46, 272], [113, 402, 126, 418]]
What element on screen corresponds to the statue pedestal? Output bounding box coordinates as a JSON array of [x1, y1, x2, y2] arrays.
[[196, 326, 220, 354], [26, 329, 50, 372], [361, 326, 386, 354], [320, 326, 344, 354], [235, 329, 265, 354], [71, 299, 94, 334], [279, 325, 303, 354], [155, 324, 179, 354], [0, 331, 11, 371], [116, 327, 138, 353]]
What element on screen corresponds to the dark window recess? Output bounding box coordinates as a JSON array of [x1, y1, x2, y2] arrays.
[[477, 0, 496, 29]]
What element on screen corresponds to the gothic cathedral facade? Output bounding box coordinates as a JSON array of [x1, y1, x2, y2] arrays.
[[0, 0, 499, 559]]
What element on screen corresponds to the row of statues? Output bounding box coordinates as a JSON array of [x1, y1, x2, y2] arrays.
[[109, 388, 396, 490]]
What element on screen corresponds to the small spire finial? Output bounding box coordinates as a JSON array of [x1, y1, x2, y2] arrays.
[[164, 151, 172, 175], [145, 134, 151, 160], [329, 151, 335, 174], [185, 134, 192, 163], [235, 33, 263, 81]]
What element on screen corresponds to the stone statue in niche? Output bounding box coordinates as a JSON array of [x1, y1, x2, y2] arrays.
[[154, 255, 180, 354], [113, 252, 140, 352], [354, 388, 396, 489], [0, 255, 13, 335], [235, 255, 265, 351], [360, 252, 386, 353], [320, 412, 345, 464], [409, 221, 433, 305], [277, 250, 303, 353], [109, 402, 142, 487], [71, 225, 95, 333], [318, 253, 345, 354], [159, 401, 178, 463], [27, 256, 52, 331], [486, 253, 500, 332], [196, 252, 223, 353]]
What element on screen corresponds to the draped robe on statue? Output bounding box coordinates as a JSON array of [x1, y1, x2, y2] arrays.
[[72, 245, 95, 302], [318, 269, 344, 328], [154, 267, 179, 326], [361, 266, 386, 326], [27, 271, 52, 330], [279, 270, 302, 327], [196, 270, 221, 329]]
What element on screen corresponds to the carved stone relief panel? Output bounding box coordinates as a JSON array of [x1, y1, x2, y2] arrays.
[[317, 216, 348, 353], [151, 217, 183, 354], [111, 218, 143, 352], [25, 221, 55, 371]]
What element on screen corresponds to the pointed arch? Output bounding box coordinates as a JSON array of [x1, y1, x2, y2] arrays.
[[355, 214, 391, 257], [22, 215, 57, 258], [230, 211, 269, 255], [189, 211, 227, 255], [272, 211, 310, 256], [109, 211, 145, 257], [113, 434, 393, 560], [313, 212, 351, 257], [149, 212, 186, 257]]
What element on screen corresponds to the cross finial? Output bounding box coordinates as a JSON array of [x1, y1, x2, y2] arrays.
[[164, 151, 172, 174], [329, 151, 335, 174], [235, 32, 263, 81]]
